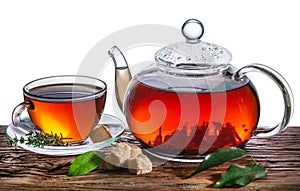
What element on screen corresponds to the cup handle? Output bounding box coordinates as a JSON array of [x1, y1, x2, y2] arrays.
[[12, 100, 34, 132], [233, 63, 294, 137]]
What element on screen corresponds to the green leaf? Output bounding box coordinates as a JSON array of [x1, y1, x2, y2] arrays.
[[214, 163, 267, 188], [68, 151, 105, 176], [184, 147, 249, 179]]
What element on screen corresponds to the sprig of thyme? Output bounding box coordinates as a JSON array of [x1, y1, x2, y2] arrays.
[[7, 131, 69, 148]]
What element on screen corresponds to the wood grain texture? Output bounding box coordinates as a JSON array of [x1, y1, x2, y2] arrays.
[[0, 125, 299, 190]]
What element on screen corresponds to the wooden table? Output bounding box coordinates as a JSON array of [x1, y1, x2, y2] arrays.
[[0, 125, 299, 190]]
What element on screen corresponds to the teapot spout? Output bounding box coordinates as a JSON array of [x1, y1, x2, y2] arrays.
[[108, 46, 132, 111]]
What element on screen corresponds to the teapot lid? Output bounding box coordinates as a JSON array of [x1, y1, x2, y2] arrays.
[[155, 19, 232, 74]]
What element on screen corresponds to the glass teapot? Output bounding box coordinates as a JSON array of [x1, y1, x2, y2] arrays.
[[109, 19, 294, 162]]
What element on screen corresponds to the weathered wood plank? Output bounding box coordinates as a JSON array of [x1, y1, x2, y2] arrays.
[[0, 125, 300, 190]]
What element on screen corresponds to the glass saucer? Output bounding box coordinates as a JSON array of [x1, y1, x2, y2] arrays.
[[6, 113, 125, 156]]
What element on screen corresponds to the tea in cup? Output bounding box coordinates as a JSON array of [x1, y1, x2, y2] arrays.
[[12, 75, 107, 143]]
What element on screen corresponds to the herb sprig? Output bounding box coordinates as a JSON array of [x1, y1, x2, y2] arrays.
[[7, 131, 69, 148]]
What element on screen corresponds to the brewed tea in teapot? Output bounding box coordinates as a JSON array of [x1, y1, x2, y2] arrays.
[[124, 78, 259, 155]]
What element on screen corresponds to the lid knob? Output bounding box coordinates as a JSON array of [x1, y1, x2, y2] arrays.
[[181, 19, 204, 44]]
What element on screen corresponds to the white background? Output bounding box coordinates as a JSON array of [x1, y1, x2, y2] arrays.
[[0, 0, 298, 127]]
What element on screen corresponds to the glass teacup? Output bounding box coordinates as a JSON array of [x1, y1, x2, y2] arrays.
[[12, 75, 107, 143]]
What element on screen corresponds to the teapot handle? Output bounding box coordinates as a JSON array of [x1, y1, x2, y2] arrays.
[[233, 63, 294, 137]]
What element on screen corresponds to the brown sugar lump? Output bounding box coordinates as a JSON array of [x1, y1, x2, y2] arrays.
[[102, 142, 152, 175], [102, 152, 125, 170], [102, 142, 132, 170], [130, 145, 142, 158], [90, 125, 112, 142], [127, 153, 153, 175]]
